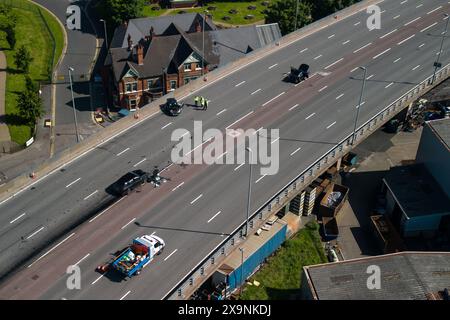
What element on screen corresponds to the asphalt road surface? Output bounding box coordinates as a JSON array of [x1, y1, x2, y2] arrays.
[[0, 0, 449, 299]]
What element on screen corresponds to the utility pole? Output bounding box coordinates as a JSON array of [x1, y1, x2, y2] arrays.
[[352, 66, 367, 146], [245, 147, 253, 237], [68, 67, 80, 143], [202, 10, 208, 77], [432, 13, 449, 84], [294, 0, 299, 32], [239, 247, 244, 299]]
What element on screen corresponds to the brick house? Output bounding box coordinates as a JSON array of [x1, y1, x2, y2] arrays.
[[104, 13, 281, 109]]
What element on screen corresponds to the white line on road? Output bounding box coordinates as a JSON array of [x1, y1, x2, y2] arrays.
[[421, 22, 438, 33], [353, 42, 372, 53], [164, 249, 178, 261], [328, 34, 335, 39], [300, 48, 308, 53], [26, 226, 44, 240], [235, 80, 246, 87], [366, 74, 374, 80], [385, 82, 394, 88], [10, 212, 26, 224], [336, 93, 344, 100], [313, 54, 322, 60], [290, 147, 302, 156], [133, 158, 146, 167], [427, 6, 442, 15], [74, 253, 90, 266], [119, 291, 131, 300], [326, 121, 337, 129], [207, 211, 222, 223], [350, 67, 359, 73], [83, 190, 98, 201], [356, 101, 366, 109], [89, 197, 126, 223], [121, 218, 136, 230], [253, 127, 263, 135], [404, 17, 421, 26], [116, 148, 130, 156], [318, 86, 328, 92], [412, 65, 421, 71], [28, 233, 75, 268], [305, 112, 315, 120], [289, 104, 299, 111], [216, 109, 226, 116], [172, 182, 184, 192], [418, 43, 425, 48], [325, 58, 343, 70], [262, 92, 285, 106], [226, 111, 254, 129], [394, 57, 402, 63], [91, 274, 104, 285], [354, 21, 361, 26], [397, 34, 415, 45], [271, 137, 280, 144], [255, 175, 267, 184], [380, 29, 397, 39], [234, 163, 244, 171], [190, 194, 203, 204], [251, 88, 261, 95], [161, 122, 172, 130], [416, 4, 423, 9], [268, 63, 278, 69], [373, 48, 391, 59], [400, 0, 407, 4], [393, 15, 400, 19], [342, 40, 350, 45], [216, 151, 227, 160], [66, 178, 81, 188]]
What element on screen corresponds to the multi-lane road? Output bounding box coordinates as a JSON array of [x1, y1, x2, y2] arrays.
[[0, 0, 449, 299]]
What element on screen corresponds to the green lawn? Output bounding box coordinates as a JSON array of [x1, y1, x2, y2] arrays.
[[241, 221, 327, 300], [0, 0, 64, 145], [142, 1, 277, 26]]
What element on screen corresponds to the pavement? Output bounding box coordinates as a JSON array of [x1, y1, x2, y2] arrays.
[[0, 50, 10, 154], [0, 0, 448, 300]]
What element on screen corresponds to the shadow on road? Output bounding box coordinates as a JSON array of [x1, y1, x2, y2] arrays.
[[134, 221, 231, 237]]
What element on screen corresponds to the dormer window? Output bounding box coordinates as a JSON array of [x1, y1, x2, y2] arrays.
[[184, 63, 192, 71], [125, 82, 138, 93]]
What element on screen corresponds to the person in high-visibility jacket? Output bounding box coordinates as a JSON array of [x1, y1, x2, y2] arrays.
[[194, 96, 200, 107], [200, 96, 205, 109]]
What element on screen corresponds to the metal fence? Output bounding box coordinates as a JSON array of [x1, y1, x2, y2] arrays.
[[165, 62, 450, 300]]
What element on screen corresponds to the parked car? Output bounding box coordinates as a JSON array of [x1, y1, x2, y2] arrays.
[[110, 170, 149, 196]]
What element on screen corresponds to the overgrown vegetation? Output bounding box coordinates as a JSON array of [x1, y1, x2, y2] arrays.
[[240, 220, 327, 300]]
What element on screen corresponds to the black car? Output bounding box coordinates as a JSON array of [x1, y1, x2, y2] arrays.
[[164, 98, 183, 116], [287, 63, 310, 84], [110, 170, 149, 196]]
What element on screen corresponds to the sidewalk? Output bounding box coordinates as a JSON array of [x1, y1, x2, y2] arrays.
[[0, 50, 11, 154]]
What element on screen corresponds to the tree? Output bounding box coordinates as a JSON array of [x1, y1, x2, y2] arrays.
[[0, 4, 17, 49], [304, 0, 357, 20], [99, 0, 145, 27], [16, 88, 44, 126], [14, 45, 33, 73], [265, 0, 312, 36]]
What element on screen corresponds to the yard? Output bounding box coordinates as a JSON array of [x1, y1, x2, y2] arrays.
[[240, 221, 327, 300], [0, 0, 64, 145], [142, 1, 278, 26]]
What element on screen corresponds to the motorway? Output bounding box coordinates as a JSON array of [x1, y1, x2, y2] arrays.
[[0, 0, 449, 299]]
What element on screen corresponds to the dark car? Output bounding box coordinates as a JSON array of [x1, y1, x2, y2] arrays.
[[110, 170, 149, 196], [164, 98, 183, 116], [287, 63, 310, 84]]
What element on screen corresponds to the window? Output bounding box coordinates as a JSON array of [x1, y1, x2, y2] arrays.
[[184, 63, 192, 71], [170, 80, 177, 90], [129, 99, 137, 108], [125, 82, 137, 93], [147, 78, 161, 91]]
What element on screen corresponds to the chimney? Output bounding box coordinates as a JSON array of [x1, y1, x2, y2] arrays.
[[136, 43, 144, 65], [127, 34, 133, 51]]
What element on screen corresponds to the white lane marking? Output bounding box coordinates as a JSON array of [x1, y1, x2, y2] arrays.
[[404, 17, 421, 26], [289, 104, 299, 111], [328, 34, 335, 39], [161, 122, 172, 130], [151, 231, 156, 236], [164, 249, 178, 261], [133, 158, 146, 167], [342, 40, 350, 45], [26, 226, 45, 240], [116, 148, 130, 156], [251, 88, 261, 95], [89, 197, 126, 223], [253, 127, 263, 135], [326, 121, 337, 129], [216, 151, 227, 160], [290, 147, 302, 156], [83, 190, 98, 201], [207, 211, 222, 223], [412, 65, 421, 71], [394, 57, 402, 63], [91, 274, 104, 285], [234, 163, 245, 171], [336, 93, 344, 100], [28, 233, 75, 268], [255, 175, 267, 184], [350, 67, 359, 73], [380, 29, 397, 39], [181, 131, 190, 138], [300, 48, 308, 53], [367, 74, 375, 80], [397, 34, 415, 45], [354, 21, 361, 26], [373, 48, 391, 59], [421, 22, 438, 33], [318, 86, 328, 92], [324, 58, 343, 70], [353, 42, 372, 53], [262, 92, 285, 106], [271, 137, 280, 144], [10, 212, 26, 224], [268, 63, 278, 69], [226, 111, 254, 129], [74, 253, 90, 266], [427, 6, 442, 15], [356, 101, 366, 109], [121, 218, 136, 230], [119, 291, 131, 300], [416, 4, 423, 9], [400, 0, 407, 4], [393, 15, 400, 19], [65, 178, 81, 188], [385, 82, 394, 88], [172, 182, 184, 192], [418, 43, 425, 48], [305, 112, 315, 120], [235, 80, 246, 87], [314, 54, 322, 60], [190, 194, 203, 204], [216, 109, 227, 116]]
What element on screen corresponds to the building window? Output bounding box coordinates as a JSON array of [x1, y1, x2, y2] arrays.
[[169, 80, 177, 90], [125, 82, 137, 93], [129, 98, 137, 109], [184, 63, 192, 71], [147, 78, 161, 91], [195, 62, 203, 70]]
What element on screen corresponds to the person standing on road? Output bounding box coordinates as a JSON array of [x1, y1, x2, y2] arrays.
[[194, 96, 199, 107], [200, 96, 205, 109], [203, 98, 208, 110]]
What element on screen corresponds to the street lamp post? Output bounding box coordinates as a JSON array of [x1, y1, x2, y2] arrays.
[[432, 13, 449, 84], [202, 10, 208, 77], [244, 147, 253, 237], [239, 247, 244, 298], [68, 67, 80, 143], [352, 66, 367, 146]]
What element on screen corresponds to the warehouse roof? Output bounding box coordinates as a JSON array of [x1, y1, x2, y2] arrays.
[[303, 252, 450, 300], [427, 118, 450, 150]]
